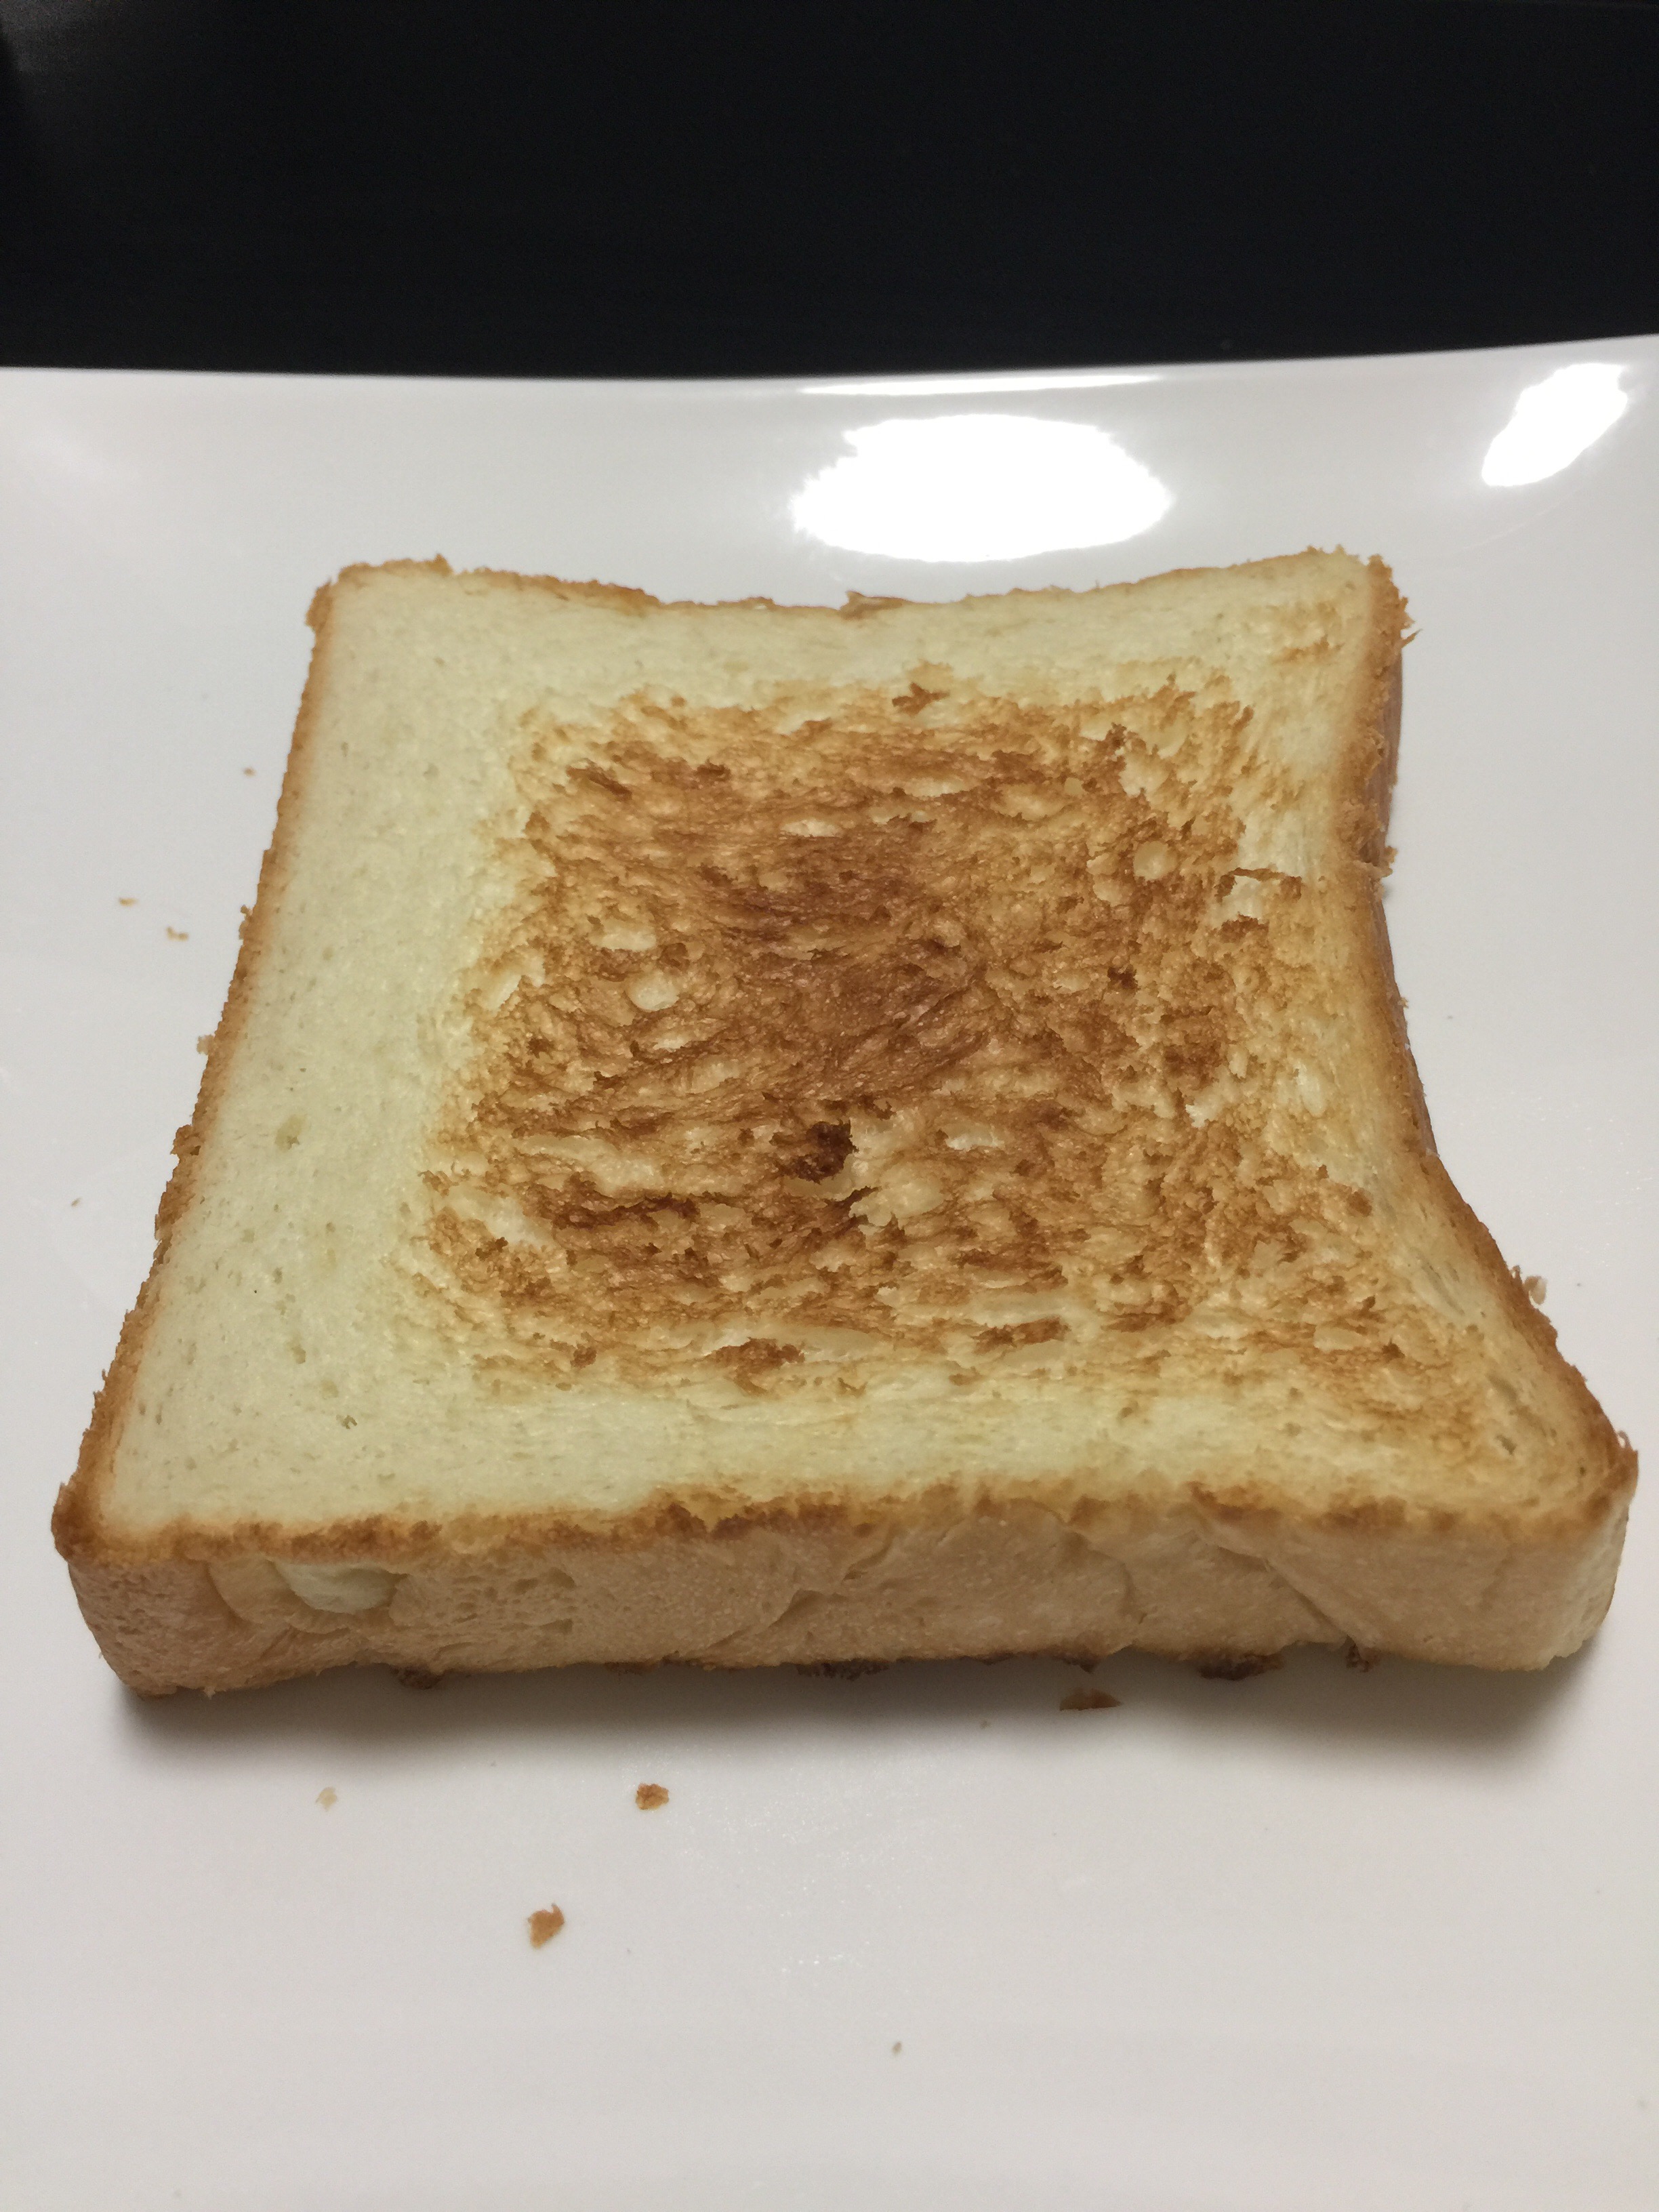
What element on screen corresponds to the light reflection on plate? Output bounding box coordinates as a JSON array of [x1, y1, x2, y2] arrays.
[[1481, 361, 1630, 487], [791, 412, 1172, 562]]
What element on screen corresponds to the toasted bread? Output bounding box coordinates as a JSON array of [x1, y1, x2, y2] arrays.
[[54, 552, 1635, 1692]]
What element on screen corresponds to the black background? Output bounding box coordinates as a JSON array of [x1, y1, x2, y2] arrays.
[[2, 0, 1656, 378]]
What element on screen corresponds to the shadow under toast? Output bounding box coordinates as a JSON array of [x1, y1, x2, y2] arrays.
[[118, 1633, 1593, 1766]]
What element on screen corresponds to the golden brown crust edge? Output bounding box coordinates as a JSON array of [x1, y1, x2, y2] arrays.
[[52, 573, 350, 1565], [68, 1492, 1631, 1696], [1339, 558, 1634, 1523]]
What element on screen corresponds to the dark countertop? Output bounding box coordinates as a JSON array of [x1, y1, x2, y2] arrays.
[[2, 0, 1656, 380]]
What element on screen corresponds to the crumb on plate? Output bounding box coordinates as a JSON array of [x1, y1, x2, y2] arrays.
[[1196, 1654, 1283, 1681]]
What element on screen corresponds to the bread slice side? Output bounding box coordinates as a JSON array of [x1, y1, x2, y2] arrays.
[[55, 552, 1636, 1689]]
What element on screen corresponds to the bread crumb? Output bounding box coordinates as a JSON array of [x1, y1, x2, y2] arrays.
[[635, 1782, 669, 1810], [316, 1786, 337, 1809], [165, 926, 189, 941], [891, 2041, 903, 2055], [70, 1197, 81, 1208], [243, 766, 255, 775], [1058, 1685, 1121, 1711], [117, 896, 136, 906], [1196, 1653, 1283, 1680], [392, 1665, 445, 1690], [196, 1035, 214, 1054], [528, 1905, 566, 1948], [1523, 1275, 1548, 1305], [1344, 1641, 1382, 1671]]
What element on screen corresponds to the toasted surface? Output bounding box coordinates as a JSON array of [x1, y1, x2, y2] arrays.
[[55, 552, 1635, 1689]]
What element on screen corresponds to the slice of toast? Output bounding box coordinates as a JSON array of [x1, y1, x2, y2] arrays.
[[54, 552, 1635, 1692]]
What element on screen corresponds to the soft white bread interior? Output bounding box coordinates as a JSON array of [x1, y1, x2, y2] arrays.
[[55, 553, 1635, 1691]]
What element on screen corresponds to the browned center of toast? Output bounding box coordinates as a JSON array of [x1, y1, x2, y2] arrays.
[[415, 676, 1380, 1389]]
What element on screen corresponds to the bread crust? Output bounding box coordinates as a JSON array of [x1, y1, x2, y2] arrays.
[[55, 555, 351, 1569], [53, 552, 1637, 1690], [66, 1490, 1631, 1696], [1335, 566, 1630, 1515]]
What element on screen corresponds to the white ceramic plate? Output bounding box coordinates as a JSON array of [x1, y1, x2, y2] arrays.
[[3, 344, 1656, 2212]]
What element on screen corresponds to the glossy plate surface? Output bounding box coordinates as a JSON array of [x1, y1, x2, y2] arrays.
[[2, 343, 1656, 2211]]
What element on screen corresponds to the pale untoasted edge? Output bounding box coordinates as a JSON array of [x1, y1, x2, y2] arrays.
[[52, 552, 1638, 1689]]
